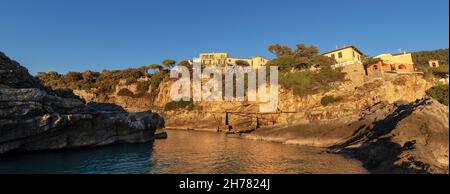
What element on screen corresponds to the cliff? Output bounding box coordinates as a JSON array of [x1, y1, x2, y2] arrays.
[[0, 52, 165, 154], [71, 67, 432, 131]]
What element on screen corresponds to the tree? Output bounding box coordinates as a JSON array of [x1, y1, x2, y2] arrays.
[[362, 57, 383, 68], [82, 70, 99, 83], [46, 71, 61, 80], [149, 64, 163, 72], [162, 59, 176, 69], [63, 72, 83, 82], [268, 44, 293, 57], [178, 60, 191, 67], [267, 43, 335, 71], [293, 44, 319, 59], [312, 55, 336, 69]]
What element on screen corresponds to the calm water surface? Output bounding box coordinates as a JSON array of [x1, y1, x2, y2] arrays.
[[0, 130, 367, 174]]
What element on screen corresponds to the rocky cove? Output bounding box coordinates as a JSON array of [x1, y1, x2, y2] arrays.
[[0, 52, 165, 154], [0, 51, 449, 174], [70, 62, 449, 174]]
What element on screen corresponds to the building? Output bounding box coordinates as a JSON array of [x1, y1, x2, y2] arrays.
[[439, 75, 449, 85], [366, 62, 415, 76], [199, 52, 269, 68], [373, 52, 414, 65], [366, 52, 416, 76], [322, 45, 365, 67], [429, 60, 440, 68], [199, 52, 229, 66]]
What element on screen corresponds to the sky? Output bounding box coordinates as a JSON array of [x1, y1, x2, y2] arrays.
[[0, 0, 448, 75]]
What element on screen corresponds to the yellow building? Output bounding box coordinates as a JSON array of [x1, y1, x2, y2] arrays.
[[200, 52, 269, 68], [200, 52, 229, 66], [374, 52, 414, 65], [322, 45, 365, 67]]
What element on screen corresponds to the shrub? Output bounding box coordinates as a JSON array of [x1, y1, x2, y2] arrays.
[[164, 100, 195, 111], [279, 67, 346, 96], [149, 71, 168, 92], [136, 80, 151, 94], [125, 77, 137, 85], [426, 85, 449, 106], [117, 88, 134, 97], [320, 95, 343, 106], [363, 57, 383, 68]]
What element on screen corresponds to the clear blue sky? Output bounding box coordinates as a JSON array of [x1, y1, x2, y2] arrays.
[[1, 0, 448, 75]]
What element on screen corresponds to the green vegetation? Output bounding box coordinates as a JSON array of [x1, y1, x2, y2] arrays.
[[117, 88, 134, 97], [267, 43, 336, 72], [412, 49, 449, 67], [279, 67, 346, 96], [418, 64, 450, 79], [164, 100, 195, 111], [320, 95, 343, 106], [412, 49, 449, 79], [426, 85, 449, 106], [37, 60, 170, 96], [149, 71, 168, 92], [162, 59, 177, 69], [363, 57, 383, 68], [266, 43, 345, 96], [136, 80, 151, 94]]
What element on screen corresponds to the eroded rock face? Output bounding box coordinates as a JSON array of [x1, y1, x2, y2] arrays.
[[0, 51, 164, 154], [335, 99, 449, 174]]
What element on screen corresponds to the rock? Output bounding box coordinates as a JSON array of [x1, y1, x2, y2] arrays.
[[0, 51, 165, 154], [154, 131, 168, 139], [242, 98, 449, 174], [334, 98, 449, 174]]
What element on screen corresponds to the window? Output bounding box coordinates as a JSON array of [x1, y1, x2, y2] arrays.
[[338, 52, 343, 58], [331, 54, 335, 59], [353, 51, 355, 57]]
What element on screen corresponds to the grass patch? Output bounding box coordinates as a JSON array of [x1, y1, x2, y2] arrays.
[[164, 100, 195, 111], [320, 95, 343, 106], [426, 85, 449, 106]]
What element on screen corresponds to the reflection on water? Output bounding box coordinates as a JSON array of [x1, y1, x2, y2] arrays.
[[0, 130, 367, 174]]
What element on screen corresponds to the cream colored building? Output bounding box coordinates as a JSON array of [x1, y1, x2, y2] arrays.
[[374, 52, 414, 64], [322, 45, 364, 67], [429, 60, 440, 68], [200, 52, 269, 68]]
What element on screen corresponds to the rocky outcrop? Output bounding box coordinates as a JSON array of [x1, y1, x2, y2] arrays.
[[244, 98, 449, 174], [334, 98, 449, 174], [0, 51, 164, 154]]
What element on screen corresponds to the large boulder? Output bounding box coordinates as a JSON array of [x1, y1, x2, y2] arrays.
[[0, 51, 165, 154]]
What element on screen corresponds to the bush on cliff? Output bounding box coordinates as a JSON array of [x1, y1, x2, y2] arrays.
[[320, 95, 343, 106], [164, 100, 195, 111], [37, 65, 170, 96], [426, 85, 449, 106], [280, 67, 346, 96], [117, 88, 134, 97], [149, 71, 168, 92]]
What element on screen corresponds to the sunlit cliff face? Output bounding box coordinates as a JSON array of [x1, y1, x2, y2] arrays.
[[169, 59, 279, 113]]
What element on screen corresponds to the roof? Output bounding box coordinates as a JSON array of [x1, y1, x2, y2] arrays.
[[374, 52, 412, 58], [392, 52, 412, 56], [321, 45, 365, 56]]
